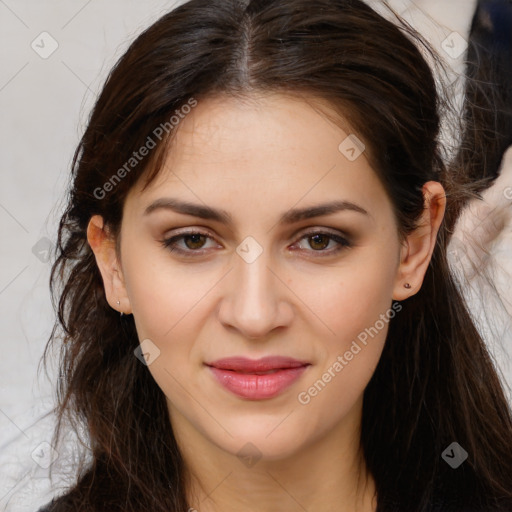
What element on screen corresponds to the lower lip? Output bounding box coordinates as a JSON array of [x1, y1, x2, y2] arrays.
[[208, 365, 309, 400]]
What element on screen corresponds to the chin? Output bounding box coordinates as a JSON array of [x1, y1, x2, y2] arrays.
[[205, 416, 314, 462]]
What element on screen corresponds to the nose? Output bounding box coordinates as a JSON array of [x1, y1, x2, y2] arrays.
[[217, 247, 294, 340]]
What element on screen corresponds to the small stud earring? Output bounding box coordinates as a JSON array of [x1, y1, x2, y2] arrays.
[[116, 300, 124, 316], [404, 283, 411, 289]]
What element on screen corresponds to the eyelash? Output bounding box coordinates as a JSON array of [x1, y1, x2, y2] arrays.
[[159, 229, 352, 257]]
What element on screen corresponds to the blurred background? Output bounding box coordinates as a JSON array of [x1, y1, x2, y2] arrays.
[[2, 0, 511, 510]]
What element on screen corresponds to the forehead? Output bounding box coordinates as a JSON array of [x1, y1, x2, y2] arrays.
[[168, 92, 353, 168], [126, 92, 392, 224]]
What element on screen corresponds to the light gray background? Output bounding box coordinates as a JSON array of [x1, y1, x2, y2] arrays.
[[3, 0, 511, 510]]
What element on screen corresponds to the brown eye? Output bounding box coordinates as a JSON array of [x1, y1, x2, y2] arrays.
[[308, 234, 331, 251], [160, 230, 217, 255], [183, 233, 207, 250], [160, 229, 352, 258], [293, 230, 352, 256]]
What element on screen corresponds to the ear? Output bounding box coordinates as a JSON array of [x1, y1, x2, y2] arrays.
[[87, 215, 132, 315], [392, 181, 446, 301]]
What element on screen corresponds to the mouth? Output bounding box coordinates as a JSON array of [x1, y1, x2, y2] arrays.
[[223, 369, 282, 375], [205, 356, 311, 400], [205, 355, 310, 373]]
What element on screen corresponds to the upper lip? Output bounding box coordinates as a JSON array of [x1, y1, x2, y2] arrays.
[[206, 356, 310, 372]]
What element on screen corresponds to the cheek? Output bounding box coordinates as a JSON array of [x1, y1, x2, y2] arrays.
[[122, 252, 207, 413], [293, 257, 397, 408], [122, 244, 220, 395], [122, 241, 211, 340], [293, 251, 397, 350]]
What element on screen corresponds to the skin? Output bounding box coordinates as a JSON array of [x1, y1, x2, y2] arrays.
[[87, 92, 446, 512]]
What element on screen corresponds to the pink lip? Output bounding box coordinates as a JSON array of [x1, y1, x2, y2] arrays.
[[205, 356, 310, 400]]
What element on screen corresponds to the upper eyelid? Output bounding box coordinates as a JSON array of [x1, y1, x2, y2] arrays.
[[165, 225, 348, 239]]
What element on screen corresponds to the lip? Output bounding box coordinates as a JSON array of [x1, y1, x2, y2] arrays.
[[205, 356, 311, 400]]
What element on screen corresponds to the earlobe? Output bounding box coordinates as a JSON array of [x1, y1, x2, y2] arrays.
[[87, 215, 132, 315], [392, 181, 446, 301]]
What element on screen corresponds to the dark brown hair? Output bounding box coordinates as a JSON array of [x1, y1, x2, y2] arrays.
[[41, 0, 512, 510]]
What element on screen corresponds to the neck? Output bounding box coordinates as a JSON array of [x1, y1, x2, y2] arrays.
[[173, 397, 377, 512]]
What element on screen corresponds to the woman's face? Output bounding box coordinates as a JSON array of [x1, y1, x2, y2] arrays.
[[116, 93, 405, 460]]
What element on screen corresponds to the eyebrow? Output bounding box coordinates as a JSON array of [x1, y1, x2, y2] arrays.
[[144, 197, 370, 225]]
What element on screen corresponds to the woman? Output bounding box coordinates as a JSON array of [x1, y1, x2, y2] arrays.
[[38, 0, 512, 510]]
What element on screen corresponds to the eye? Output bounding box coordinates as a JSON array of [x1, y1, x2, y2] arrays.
[[160, 229, 352, 257], [292, 230, 352, 255], [160, 230, 217, 255]]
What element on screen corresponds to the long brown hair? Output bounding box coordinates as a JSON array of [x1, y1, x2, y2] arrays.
[[42, 0, 512, 510]]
